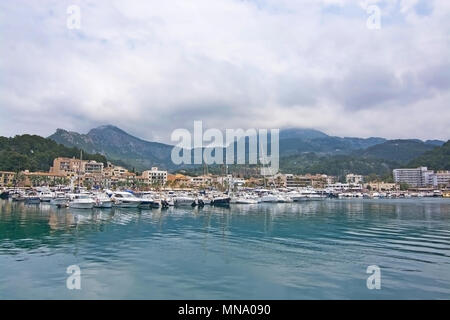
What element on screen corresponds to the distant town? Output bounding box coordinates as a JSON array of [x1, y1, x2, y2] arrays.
[[1, 156, 449, 199]]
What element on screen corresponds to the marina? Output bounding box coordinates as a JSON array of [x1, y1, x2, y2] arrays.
[[0, 185, 447, 210], [0, 197, 449, 299]]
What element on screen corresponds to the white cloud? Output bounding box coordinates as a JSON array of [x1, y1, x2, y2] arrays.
[[0, 0, 449, 142]]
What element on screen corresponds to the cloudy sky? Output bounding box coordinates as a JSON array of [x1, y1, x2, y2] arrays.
[[0, 0, 449, 143]]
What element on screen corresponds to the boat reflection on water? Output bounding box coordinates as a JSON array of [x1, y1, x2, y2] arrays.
[[1, 198, 450, 299]]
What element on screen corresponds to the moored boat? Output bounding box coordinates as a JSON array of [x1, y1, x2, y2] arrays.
[[93, 193, 113, 208], [110, 191, 142, 208], [68, 194, 95, 209], [174, 196, 196, 207], [25, 192, 41, 204]]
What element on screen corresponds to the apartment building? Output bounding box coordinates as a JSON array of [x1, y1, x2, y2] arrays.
[[432, 171, 450, 187], [285, 174, 335, 188], [393, 167, 433, 187], [142, 167, 168, 185], [190, 175, 214, 186], [393, 167, 449, 187], [346, 174, 364, 184], [83, 161, 104, 174], [0, 171, 16, 187], [50, 157, 103, 175]]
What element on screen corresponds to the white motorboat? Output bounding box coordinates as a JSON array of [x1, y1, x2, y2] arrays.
[[25, 192, 41, 204], [174, 196, 196, 206], [68, 194, 95, 209], [276, 194, 293, 203], [11, 191, 26, 202], [39, 190, 53, 202], [289, 192, 308, 202], [260, 194, 279, 203], [164, 197, 175, 206], [93, 193, 113, 208], [110, 191, 142, 208], [306, 193, 326, 200], [50, 192, 69, 205], [234, 197, 258, 204], [141, 194, 162, 208]]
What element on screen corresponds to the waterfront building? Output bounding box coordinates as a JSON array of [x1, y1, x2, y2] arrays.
[[167, 174, 191, 188], [393, 167, 434, 187], [326, 182, 363, 192], [142, 167, 168, 186], [108, 165, 129, 177], [432, 171, 450, 187], [285, 174, 334, 188], [83, 161, 104, 174], [50, 157, 83, 175], [393, 167, 449, 187], [50, 157, 104, 175], [21, 170, 67, 187], [346, 174, 364, 184], [0, 171, 16, 187], [365, 182, 399, 192], [190, 175, 214, 187]]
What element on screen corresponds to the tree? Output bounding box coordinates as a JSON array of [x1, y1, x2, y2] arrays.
[[399, 182, 410, 191]]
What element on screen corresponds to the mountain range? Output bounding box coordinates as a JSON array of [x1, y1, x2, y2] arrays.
[[47, 125, 447, 175], [49, 125, 174, 171]]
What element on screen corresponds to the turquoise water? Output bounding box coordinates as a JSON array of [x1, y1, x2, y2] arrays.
[[0, 198, 449, 299]]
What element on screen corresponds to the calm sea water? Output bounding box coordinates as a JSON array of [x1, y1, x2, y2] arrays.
[[0, 198, 449, 299]]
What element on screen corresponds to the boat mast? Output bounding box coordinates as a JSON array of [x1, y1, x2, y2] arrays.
[[78, 149, 83, 191]]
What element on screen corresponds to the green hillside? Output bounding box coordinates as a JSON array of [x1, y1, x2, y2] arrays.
[[408, 140, 450, 170], [0, 134, 107, 172], [354, 139, 437, 164], [280, 153, 398, 176]]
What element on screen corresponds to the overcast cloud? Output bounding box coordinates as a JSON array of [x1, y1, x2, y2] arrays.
[[0, 0, 449, 143]]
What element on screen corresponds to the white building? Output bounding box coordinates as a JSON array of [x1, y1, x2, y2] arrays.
[[346, 174, 364, 184], [326, 183, 362, 192], [190, 175, 214, 186], [393, 167, 434, 187], [432, 171, 450, 187], [142, 167, 168, 185], [83, 161, 104, 174]]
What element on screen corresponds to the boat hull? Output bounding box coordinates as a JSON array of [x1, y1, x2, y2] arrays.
[[25, 197, 41, 204], [212, 197, 231, 206], [94, 201, 113, 208], [69, 202, 94, 209], [113, 201, 141, 208], [50, 198, 68, 205]]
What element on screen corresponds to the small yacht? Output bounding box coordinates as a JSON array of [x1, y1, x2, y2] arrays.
[[68, 194, 95, 209], [25, 192, 41, 204], [141, 193, 162, 208], [234, 197, 258, 204], [92, 193, 113, 208], [211, 195, 231, 206], [110, 191, 142, 208], [276, 194, 293, 203], [302, 188, 326, 200], [39, 190, 54, 202], [260, 194, 279, 203], [50, 192, 69, 205], [289, 192, 308, 202], [164, 197, 175, 206], [174, 195, 196, 206], [11, 191, 26, 202]]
